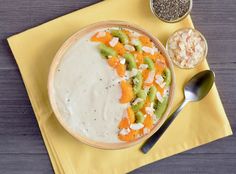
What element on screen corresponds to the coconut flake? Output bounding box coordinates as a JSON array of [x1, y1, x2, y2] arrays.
[[123, 72, 130, 80], [145, 70, 155, 84], [145, 102, 155, 117], [179, 42, 185, 50], [152, 114, 159, 124], [153, 47, 159, 53], [139, 64, 148, 71], [130, 123, 144, 130], [109, 37, 119, 47], [169, 42, 177, 49], [96, 31, 106, 38], [155, 75, 164, 85], [159, 82, 166, 89], [143, 128, 150, 134], [129, 32, 140, 38], [124, 44, 135, 52], [132, 98, 143, 105], [131, 38, 139, 46], [119, 58, 126, 65], [124, 68, 139, 79], [119, 128, 130, 135], [156, 91, 164, 103], [142, 46, 155, 55], [145, 106, 155, 116], [130, 68, 139, 77]]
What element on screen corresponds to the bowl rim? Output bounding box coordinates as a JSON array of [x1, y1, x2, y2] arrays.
[[166, 27, 208, 69], [48, 20, 176, 150], [149, 0, 193, 23]]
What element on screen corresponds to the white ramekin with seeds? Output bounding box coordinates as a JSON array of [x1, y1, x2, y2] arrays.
[[166, 28, 208, 69]]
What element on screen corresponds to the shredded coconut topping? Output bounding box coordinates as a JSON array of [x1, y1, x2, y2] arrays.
[[156, 91, 164, 103], [142, 46, 155, 55], [96, 31, 106, 38], [119, 58, 126, 65], [124, 44, 135, 52], [132, 98, 143, 105], [167, 29, 207, 68], [119, 128, 130, 135], [130, 123, 144, 130], [155, 74, 164, 86], [145, 70, 156, 84], [143, 128, 150, 134], [109, 37, 119, 47], [139, 64, 149, 71], [131, 38, 139, 46]]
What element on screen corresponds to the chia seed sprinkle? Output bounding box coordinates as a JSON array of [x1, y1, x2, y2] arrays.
[[152, 0, 191, 22]]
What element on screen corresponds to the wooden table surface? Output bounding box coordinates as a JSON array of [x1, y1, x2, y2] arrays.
[[0, 0, 235, 173]]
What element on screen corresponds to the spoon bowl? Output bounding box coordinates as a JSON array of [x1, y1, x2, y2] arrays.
[[184, 70, 215, 102]]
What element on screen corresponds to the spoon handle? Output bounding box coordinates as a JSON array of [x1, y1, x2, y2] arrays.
[[141, 100, 188, 154]]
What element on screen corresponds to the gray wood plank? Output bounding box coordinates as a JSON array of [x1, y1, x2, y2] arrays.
[[0, 154, 53, 174], [1, 153, 235, 174], [0, 135, 48, 154], [0, 0, 235, 173], [130, 154, 236, 174]]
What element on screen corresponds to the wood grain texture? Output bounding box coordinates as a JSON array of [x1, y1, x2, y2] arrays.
[[0, 0, 235, 173]]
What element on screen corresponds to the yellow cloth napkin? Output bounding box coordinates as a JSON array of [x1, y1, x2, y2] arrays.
[[7, 0, 232, 173]]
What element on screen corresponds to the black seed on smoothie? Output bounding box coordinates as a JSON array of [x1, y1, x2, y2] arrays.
[[152, 0, 191, 22]]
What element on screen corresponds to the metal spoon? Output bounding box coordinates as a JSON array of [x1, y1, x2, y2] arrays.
[[141, 70, 215, 154]]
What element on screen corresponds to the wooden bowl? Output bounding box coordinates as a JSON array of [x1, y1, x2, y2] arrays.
[[48, 21, 175, 150]]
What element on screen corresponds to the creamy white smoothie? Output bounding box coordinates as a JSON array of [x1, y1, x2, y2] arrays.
[[53, 30, 129, 143]]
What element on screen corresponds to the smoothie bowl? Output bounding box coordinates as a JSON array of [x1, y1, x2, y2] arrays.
[[48, 21, 175, 149]]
